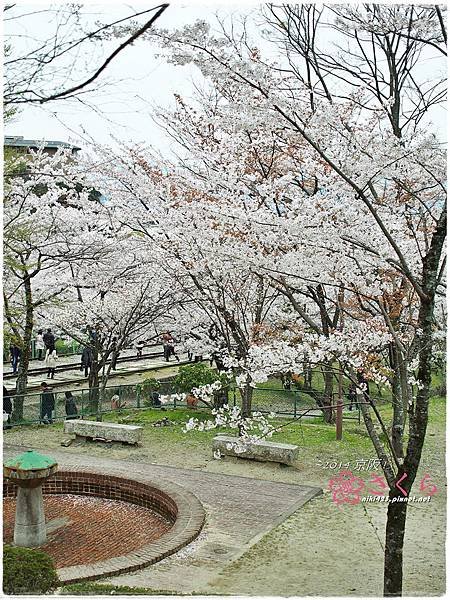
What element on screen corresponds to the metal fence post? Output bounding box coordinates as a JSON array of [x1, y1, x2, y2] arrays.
[[294, 392, 297, 419], [136, 385, 141, 409], [54, 392, 58, 422]]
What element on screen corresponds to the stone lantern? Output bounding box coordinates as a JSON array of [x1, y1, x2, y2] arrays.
[[4, 450, 58, 547]]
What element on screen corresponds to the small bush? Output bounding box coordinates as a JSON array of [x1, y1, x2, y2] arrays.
[[3, 545, 60, 595], [173, 363, 227, 394], [138, 378, 162, 407]]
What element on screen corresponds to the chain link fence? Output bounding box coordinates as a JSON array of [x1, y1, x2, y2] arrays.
[[4, 380, 362, 427]]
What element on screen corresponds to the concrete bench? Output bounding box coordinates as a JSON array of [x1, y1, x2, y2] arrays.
[[212, 435, 299, 466], [64, 420, 143, 445]]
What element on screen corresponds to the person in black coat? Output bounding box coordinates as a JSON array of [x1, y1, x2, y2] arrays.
[[43, 328, 56, 351], [40, 382, 55, 424], [3, 386, 13, 429], [9, 344, 21, 374], [64, 391, 79, 419], [80, 346, 92, 377]]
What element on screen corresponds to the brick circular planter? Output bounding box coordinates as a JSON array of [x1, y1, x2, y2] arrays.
[[4, 468, 205, 583]]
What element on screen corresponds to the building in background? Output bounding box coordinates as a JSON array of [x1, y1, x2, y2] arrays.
[[4, 135, 81, 156]]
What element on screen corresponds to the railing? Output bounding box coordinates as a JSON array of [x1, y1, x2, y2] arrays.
[[231, 387, 361, 422], [4, 380, 361, 427], [4, 380, 177, 426], [4, 341, 163, 364]]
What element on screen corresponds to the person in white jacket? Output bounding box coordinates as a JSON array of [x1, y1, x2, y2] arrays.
[[35, 330, 45, 360], [45, 348, 58, 379]]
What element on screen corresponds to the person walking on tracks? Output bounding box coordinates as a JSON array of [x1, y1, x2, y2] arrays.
[[162, 332, 179, 362], [40, 382, 55, 424], [9, 344, 21, 374], [80, 346, 92, 377], [45, 347, 58, 379], [43, 328, 56, 351]]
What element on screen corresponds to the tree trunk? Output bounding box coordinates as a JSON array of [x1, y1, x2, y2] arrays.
[[384, 203, 446, 596], [240, 381, 253, 418], [12, 274, 34, 422], [303, 355, 312, 388], [88, 346, 100, 415], [214, 385, 228, 409], [389, 343, 404, 459], [321, 362, 334, 424], [384, 489, 408, 596]]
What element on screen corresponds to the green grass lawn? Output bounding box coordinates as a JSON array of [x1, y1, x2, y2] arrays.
[[97, 391, 445, 466]]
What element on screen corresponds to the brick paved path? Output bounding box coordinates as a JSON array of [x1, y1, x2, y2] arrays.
[[3, 445, 321, 593]]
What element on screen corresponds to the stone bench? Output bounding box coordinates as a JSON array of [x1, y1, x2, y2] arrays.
[[212, 435, 299, 466], [63, 420, 143, 445]]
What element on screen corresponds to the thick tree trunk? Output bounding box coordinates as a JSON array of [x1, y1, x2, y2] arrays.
[[389, 343, 404, 459], [240, 382, 253, 418], [12, 275, 34, 422], [384, 203, 446, 596], [303, 356, 312, 387], [383, 308, 435, 596], [88, 347, 100, 415], [321, 362, 334, 424], [384, 490, 408, 596]]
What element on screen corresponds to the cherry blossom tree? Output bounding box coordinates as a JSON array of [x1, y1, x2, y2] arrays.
[[3, 148, 106, 418], [43, 238, 182, 414], [88, 140, 288, 417], [125, 5, 446, 595]]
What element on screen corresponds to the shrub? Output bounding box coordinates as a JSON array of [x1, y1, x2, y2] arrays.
[[173, 363, 229, 400], [173, 363, 214, 392], [3, 545, 60, 595], [138, 378, 162, 407]]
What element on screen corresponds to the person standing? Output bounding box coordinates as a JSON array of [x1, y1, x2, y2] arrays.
[[45, 347, 58, 379], [3, 386, 13, 429], [162, 332, 179, 362], [43, 328, 56, 351], [9, 344, 21, 374], [40, 382, 55, 424], [136, 339, 145, 358], [35, 330, 45, 360], [162, 331, 172, 362], [80, 346, 92, 377], [170, 341, 180, 362]]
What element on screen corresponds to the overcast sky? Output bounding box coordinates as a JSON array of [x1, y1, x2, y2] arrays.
[[4, 1, 447, 157], [5, 2, 250, 156]]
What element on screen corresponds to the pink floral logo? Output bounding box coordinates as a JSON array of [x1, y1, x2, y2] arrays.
[[328, 470, 365, 506], [420, 473, 438, 496]]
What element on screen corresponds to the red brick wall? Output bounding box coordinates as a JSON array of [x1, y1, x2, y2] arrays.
[[3, 471, 177, 524]]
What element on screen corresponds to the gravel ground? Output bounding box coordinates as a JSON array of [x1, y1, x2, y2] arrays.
[[3, 411, 445, 597]]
